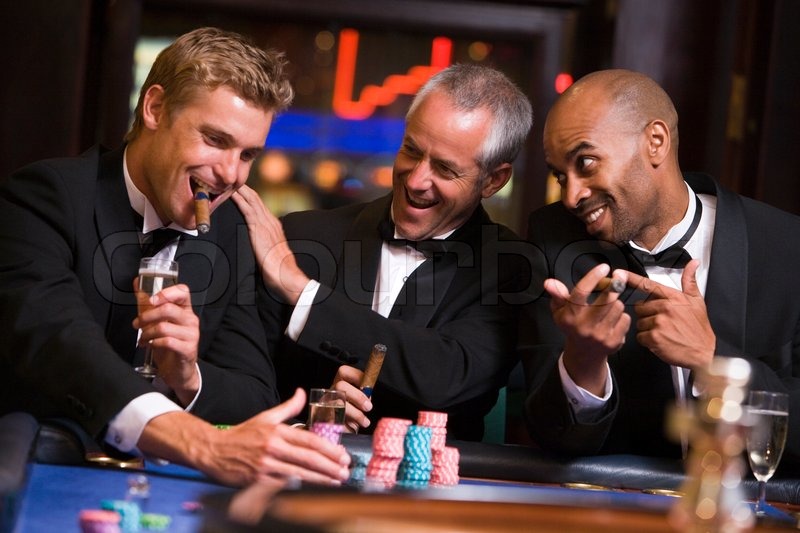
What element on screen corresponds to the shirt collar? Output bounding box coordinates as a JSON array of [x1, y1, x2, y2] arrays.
[[629, 181, 696, 254]]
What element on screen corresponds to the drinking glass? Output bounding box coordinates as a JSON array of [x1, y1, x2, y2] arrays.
[[134, 257, 179, 379], [307, 388, 346, 442], [746, 390, 789, 515]]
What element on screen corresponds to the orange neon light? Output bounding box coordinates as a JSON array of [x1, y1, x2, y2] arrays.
[[333, 29, 453, 120]]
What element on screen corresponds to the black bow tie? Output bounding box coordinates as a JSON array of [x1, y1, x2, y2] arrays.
[[141, 227, 182, 258], [378, 219, 449, 255], [627, 194, 702, 270]]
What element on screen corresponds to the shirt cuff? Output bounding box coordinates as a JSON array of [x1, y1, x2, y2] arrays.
[[558, 353, 613, 422], [285, 279, 321, 341], [152, 363, 203, 412], [104, 392, 182, 453]]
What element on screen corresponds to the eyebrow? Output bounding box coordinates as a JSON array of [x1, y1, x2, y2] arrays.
[[201, 125, 234, 144], [565, 141, 595, 163], [202, 125, 263, 153], [404, 135, 470, 174]]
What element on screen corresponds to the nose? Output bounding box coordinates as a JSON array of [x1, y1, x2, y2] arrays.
[[561, 176, 591, 210], [218, 150, 245, 187], [405, 159, 433, 192]]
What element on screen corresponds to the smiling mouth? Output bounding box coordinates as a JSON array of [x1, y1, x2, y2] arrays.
[[190, 177, 222, 203], [583, 206, 605, 225], [405, 189, 438, 209]]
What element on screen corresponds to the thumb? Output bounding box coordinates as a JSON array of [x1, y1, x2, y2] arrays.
[[681, 259, 702, 297], [260, 388, 306, 424]]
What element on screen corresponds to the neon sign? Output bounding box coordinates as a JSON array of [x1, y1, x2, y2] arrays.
[[333, 28, 453, 120]]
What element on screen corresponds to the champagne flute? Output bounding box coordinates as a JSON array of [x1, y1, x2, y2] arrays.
[[134, 257, 179, 379], [746, 390, 789, 515]]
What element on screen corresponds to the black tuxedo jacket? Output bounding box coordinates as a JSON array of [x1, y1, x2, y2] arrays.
[[0, 146, 278, 437], [262, 194, 529, 440], [521, 173, 800, 470]]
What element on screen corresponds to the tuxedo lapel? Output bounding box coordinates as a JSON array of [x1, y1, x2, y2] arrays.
[[338, 195, 391, 307], [388, 203, 485, 326], [389, 252, 458, 326], [686, 174, 748, 355], [94, 147, 142, 361]]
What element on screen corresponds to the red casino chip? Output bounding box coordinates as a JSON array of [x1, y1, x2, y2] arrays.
[[417, 411, 448, 427], [78, 509, 122, 533]]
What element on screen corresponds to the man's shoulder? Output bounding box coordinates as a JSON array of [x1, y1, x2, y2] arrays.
[[696, 171, 800, 229], [281, 197, 385, 237], [15, 145, 110, 176], [526, 201, 586, 243]]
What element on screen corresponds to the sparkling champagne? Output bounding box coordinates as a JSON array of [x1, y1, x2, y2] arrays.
[[747, 409, 788, 481], [307, 402, 346, 426], [134, 258, 179, 379], [138, 270, 178, 295]]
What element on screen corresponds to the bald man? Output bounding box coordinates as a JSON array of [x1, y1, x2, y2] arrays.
[[520, 69, 800, 472]]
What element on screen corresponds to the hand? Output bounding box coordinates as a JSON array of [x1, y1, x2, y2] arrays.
[[331, 365, 373, 432], [625, 259, 715, 371], [133, 281, 200, 404], [138, 388, 351, 487], [544, 263, 630, 395], [232, 185, 310, 305]]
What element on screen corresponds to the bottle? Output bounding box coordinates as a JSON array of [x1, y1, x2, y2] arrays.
[[668, 356, 754, 533]]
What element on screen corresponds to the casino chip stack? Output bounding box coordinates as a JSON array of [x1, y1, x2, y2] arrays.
[[79, 510, 122, 533], [417, 411, 459, 486], [396, 425, 433, 489], [366, 417, 411, 488], [430, 445, 460, 486], [347, 450, 372, 486], [417, 411, 447, 451], [310, 421, 345, 444], [101, 500, 140, 532]]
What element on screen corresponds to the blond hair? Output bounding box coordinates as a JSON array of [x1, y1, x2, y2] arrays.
[[125, 27, 293, 142]]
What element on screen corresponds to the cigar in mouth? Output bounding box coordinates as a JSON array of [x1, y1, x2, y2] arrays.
[[596, 276, 625, 293], [359, 344, 387, 399], [194, 183, 211, 234]]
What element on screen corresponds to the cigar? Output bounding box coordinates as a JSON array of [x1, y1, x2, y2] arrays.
[[194, 184, 210, 234], [359, 344, 387, 398], [596, 276, 625, 293]]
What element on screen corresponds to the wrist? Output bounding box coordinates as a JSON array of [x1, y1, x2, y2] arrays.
[[562, 346, 609, 396]]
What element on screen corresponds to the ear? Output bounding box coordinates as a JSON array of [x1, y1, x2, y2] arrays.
[[141, 85, 167, 131], [645, 119, 671, 167], [481, 163, 513, 198]]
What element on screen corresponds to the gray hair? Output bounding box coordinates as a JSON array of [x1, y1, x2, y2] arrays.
[[407, 63, 533, 174]]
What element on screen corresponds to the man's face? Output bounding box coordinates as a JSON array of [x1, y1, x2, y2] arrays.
[[543, 92, 659, 245], [391, 90, 492, 241], [141, 85, 272, 229]]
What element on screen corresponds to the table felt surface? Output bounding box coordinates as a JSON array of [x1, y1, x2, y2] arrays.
[[13, 462, 231, 533], [12, 462, 796, 532]]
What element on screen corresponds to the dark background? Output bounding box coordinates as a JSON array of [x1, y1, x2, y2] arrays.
[[2, 0, 798, 233]]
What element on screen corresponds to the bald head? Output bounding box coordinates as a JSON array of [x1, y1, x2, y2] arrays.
[[543, 69, 687, 248], [553, 69, 679, 150]]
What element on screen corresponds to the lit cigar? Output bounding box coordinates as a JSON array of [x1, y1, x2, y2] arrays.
[[597, 276, 626, 293], [359, 344, 387, 398], [194, 184, 210, 234]]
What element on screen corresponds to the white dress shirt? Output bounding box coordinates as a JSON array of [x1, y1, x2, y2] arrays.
[[286, 226, 454, 339]]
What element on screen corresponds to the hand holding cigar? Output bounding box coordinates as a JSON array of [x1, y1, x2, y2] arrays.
[[194, 183, 211, 234], [596, 276, 626, 293], [359, 344, 387, 398]]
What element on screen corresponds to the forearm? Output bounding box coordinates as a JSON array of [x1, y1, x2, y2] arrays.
[[296, 290, 517, 407], [137, 411, 214, 470]]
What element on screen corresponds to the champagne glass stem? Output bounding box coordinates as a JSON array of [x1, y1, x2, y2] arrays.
[[755, 480, 767, 514], [139, 343, 156, 379]]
